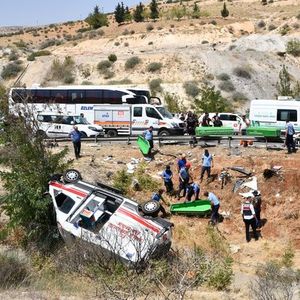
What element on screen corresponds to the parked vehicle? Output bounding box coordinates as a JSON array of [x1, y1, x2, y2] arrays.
[[36, 112, 104, 138], [249, 99, 300, 133], [92, 104, 184, 137], [49, 169, 173, 264]]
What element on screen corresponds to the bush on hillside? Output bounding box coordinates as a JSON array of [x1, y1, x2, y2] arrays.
[[286, 39, 300, 57], [146, 62, 162, 72], [1, 62, 24, 80], [40, 39, 57, 49], [232, 92, 248, 102], [27, 50, 51, 61], [216, 73, 230, 81], [125, 56, 141, 70], [183, 81, 200, 97], [149, 78, 163, 95], [218, 81, 236, 92], [97, 60, 112, 72], [232, 66, 252, 79], [8, 51, 19, 61], [108, 54, 117, 63], [49, 56, 75, 84], [146, 24, 154, 32]]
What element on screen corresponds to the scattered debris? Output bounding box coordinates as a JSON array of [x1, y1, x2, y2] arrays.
[[229, 244, 241, 254], [103, 155, 113, 161], [233, 179, 245, 193], [241, 177, 258, 190], [229, 166, 252, 176]]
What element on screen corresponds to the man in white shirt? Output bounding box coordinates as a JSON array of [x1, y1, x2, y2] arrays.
[[241, 198, 258, 242]]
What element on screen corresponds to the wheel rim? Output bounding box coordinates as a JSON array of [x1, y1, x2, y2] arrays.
[[144, 201, 158, 212], [65, 170, 79, 182]]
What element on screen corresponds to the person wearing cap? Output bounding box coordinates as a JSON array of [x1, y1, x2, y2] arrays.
[[185, 182, 200, 202], [241, 197, 258, 242], [162, 165, 173, 194], [69, 125, 82, 159], [177, 153, 187, 172], [151, 189, 168, 217], [200, 149, 213, 182], [204, 191, 220, 225], [143, 126, 154, 159], [177, 162, 191, 200]]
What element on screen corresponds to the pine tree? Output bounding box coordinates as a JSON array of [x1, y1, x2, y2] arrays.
[[276, 65, 292, 96], [133, 2, 145, 22], [85, 5, 108, 29], [192, 3, 201, 19], [221, 2, 229, 18], [114, 3, 125, 24], [150, 0, 159, 20], [124, 6, 132, 22]]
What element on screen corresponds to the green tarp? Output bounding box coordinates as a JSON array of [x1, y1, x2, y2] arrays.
[[246, 126, 281, 137], [137, 135, 150, 155], [195, 126, 234, 136], [170, 200, 211, 215]]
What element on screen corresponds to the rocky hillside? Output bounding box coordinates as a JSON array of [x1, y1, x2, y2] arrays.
[[0, 0, 300, 111]]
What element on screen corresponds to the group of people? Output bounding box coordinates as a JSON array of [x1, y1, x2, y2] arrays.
[[149, 149, 220, 225]]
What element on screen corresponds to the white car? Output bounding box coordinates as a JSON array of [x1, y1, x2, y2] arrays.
[[36, 113, 104, 138], [48, 169, 173, 264]]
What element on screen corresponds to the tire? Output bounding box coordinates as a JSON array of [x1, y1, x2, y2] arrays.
[[80, 131, 87, 138], [63, 169, 82, 183], [107, 129, 118, 138], [141, 200, 161, 216], [158, 129, 170, 136]]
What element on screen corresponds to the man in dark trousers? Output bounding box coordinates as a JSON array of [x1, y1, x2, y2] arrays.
[[162, 165, 174, 194], [185, 182, 200, 202], [252, 190, 262, 228], [143, 126, 154, 159], [204, 191, 220, 225], [200, 149, 213, 182], [285, 119, 296, 154], [241, 197, 258, 242], [69, 125, 82, 159], [177, 162, 191, 200]]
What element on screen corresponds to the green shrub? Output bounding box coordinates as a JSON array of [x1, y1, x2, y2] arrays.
[[113, 169, 132, 195], [280, 24, 290, 36], [286, 39, 300, 56], [146, 62, 162, 72], [49, 56, 75, 83], [1, 62, 24, 80], [108, 79, 132, 85], [281, 244, 295, 268], [27, 50, 51, 61], [135, 163, 160, 192], [216, 73, 230, 81], [149, 78, 163, 95], [183, 81, 200, 97], [268, 24, 276, 31], [8, 51, 19, 61], [63, 74, 75, 84], [40, 39, 57, 49], [232, 92, 248, 102], [81, 80, 94, 85], [257, 20, 266, 28], [0, 253, 30, 289], [233, 66, 252, 79], [108, 54, 117, 63], [13, 40, 27, 48], [125, 56, 141, 69], [103, 70, 115, 79], [97, 60, 112, 73], [218, 81, 235, 92]]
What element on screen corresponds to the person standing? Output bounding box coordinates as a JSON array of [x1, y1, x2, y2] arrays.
[[177, 153, 187, 172], [252, 190, 262, 228], [69, 125, 82, 159], [151, 189, 168, 217], [162, 165, 173, 194], [200, 149, 213, 182], [177, 162, 191, 200], [185, 182, 200, 202], [143, 126, 154, 159], [201, 112, 212, 127], [204, 191, 220, 225], [241, 197, 258, 242], [285, 120, 296, 154]]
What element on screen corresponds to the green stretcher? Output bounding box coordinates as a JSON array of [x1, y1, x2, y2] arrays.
[[170, 200, 211, 216], [195, 126, 234, 136], [137, 135, 150, 155], [246, 126, 281, 138]]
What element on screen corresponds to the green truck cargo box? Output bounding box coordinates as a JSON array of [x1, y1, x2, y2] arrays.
[[195, 126, 234, 136], [246, 126, 281, 138], [170, 200, 211, 216], [137, 135, 150, 155]]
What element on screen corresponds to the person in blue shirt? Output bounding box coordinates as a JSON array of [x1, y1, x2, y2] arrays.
[[162, 165, 173, 194], [204, 191, 220, 225], [69, 125, 82, 159], [177, 153, 186, 172], [143, 126, 154, 159], [200, 149, 213, 182], [177, 162, 191, 200], [185, 182, 200, 202], [151, 189, 168, 217], [285, 120, 296, 154]]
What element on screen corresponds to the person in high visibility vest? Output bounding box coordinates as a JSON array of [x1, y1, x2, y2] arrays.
[[241, 198, 259, 242]]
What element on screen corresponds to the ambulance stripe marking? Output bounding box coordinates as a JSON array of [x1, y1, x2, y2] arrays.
[[50, 182, 87, 198]]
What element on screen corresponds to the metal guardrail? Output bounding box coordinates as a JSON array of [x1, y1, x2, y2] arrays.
[[44, 135, 285, 148]]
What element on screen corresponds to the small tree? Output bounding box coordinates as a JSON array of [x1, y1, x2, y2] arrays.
[[192, 3, 201, 19], [193, 85, 231, 114], [221, 2, 229, 18], [85, 5, 108, 29], [133, 2, 145, 22], [124, 6, 132, 22], [276, 65, 292, 97], [150, 0, 159, 20], [114, 2, 125, 25]]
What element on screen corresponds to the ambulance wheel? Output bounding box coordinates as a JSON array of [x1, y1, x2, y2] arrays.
[[107, 129, 118, 138], [158, 130, 170, 136], [63, 169, 82, 183], [141, 200, 161, 216]]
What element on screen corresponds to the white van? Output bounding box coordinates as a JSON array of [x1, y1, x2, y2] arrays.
[[36, 113, 104, 138], [249, 99, 300, 132], [92, 104, 184, 137]]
